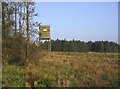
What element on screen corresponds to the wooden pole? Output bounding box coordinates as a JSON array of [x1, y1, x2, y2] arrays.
[[49, 39, 51, 51], [48, 39, 51, 51]]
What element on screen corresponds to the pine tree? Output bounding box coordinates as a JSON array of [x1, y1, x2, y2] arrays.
[[104, 41, 112, 52]]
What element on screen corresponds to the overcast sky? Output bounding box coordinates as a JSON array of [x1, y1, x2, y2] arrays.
[[34, 2, 118, 42]]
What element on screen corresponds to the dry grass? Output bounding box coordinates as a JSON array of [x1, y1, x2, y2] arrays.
[[2, 52, 119, 87]]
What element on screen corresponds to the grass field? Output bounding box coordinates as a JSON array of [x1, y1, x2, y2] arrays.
[[2, 52, 119, 87]]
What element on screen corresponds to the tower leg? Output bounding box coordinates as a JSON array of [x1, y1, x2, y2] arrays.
[[48, 39, 51, 51]]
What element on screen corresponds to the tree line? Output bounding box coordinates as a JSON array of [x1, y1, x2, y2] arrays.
[[42, 39, 120, 53], [2, 1, 41, 66]]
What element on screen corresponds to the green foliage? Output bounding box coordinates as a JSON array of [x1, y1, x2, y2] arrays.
[[3, 52, 118, 87], [43, 39, 119, 53], [3, 64, 27, 87], [34, 79, 51, 87]]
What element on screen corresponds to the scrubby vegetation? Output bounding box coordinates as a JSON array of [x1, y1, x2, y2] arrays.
[[3, 52, 118, 87]]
